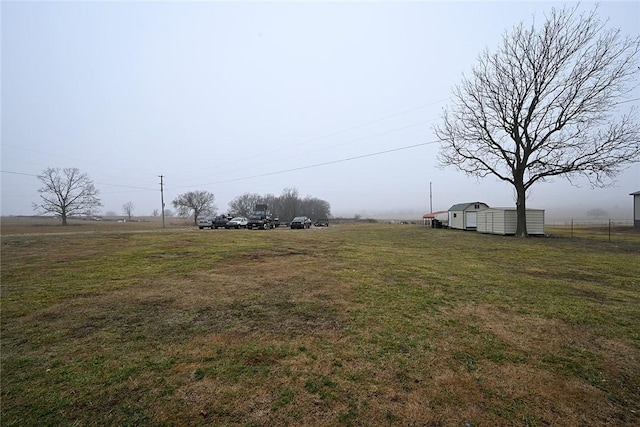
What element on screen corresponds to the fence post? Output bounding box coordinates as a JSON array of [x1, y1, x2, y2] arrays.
[[571, 219, 573, 238], [609, 219, 611, 243]]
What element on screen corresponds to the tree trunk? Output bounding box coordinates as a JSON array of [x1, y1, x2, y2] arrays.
[[515, 183, 528, 237], [61, 213, 68, 226]]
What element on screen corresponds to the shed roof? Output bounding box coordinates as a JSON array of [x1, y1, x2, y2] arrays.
[[483, 207, 545, 211], [630, 191, 640, 196], [422, 210, 448, 219], [448, 202, 489, 211]]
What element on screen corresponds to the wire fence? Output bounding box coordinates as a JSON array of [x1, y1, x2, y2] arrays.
[[545, 219, 639, 244]]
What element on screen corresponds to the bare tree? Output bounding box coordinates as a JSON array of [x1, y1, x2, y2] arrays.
[[277, 187, 300, 222], [228, 193, 262, 217], [434, 5, 640, 237], [172, 191, 216, 225], [122, 201, 135, 221], [300, 196, 332, 221], [33, 167, 102, 226]]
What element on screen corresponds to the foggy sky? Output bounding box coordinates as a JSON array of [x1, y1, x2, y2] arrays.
[[2, 1, 639, 221]]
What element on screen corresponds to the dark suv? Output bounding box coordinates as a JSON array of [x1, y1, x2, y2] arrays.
[[212, 215, 231, 229]]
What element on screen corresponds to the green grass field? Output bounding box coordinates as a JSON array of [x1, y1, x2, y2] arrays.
[[2, 220, 639, 426]]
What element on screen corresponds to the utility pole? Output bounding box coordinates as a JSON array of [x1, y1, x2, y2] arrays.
[[159, 175, 165, 229], [429, 181, 433, 213]]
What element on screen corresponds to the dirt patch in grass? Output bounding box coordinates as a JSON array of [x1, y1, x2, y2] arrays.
[[572, 288, 611, 303]]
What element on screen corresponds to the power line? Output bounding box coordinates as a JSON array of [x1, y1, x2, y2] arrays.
[[0, 170, 157, 193], [211, 119, 434, 178], [0, 170, 38, 177], [616, 97, 640, 105], [170, 139, 439, 189], [179, 100, 448, 177], [3, 137, 439, 194], [96, 182, 156, 191]]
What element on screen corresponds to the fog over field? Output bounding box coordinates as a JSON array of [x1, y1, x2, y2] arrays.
[[2, 1, 638, 221]]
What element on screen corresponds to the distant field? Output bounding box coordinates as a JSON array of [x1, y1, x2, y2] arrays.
[[1, 220, 639, 426], [0, 216, 189, 235]]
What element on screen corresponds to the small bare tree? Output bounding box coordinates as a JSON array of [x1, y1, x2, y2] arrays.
[[435, 5, 640, 236], [122, 201, 135, 221], [172, 190, 216, 225], [33, 167, 102, 225]]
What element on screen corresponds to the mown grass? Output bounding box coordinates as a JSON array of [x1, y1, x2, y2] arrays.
[[1, 222, 639, 426]]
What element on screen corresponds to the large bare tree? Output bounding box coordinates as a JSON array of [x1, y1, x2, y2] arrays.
[[33, 167, 102, 225], [172, 190, 216, 225], [434, 5, 640, 236]]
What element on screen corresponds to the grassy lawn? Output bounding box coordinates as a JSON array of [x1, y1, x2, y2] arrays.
[[1, 222, 639, 426]]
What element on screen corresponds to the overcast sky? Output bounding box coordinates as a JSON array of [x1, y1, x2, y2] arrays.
[[2, 1, 639, 220]]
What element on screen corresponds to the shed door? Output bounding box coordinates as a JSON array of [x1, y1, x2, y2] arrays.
[[466, 211, 477, 228]]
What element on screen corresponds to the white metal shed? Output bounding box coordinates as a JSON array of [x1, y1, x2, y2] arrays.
[[476, 208, 545, 235], [448, 202, 490, 230]]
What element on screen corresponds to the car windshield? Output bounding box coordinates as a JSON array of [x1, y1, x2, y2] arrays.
[[292, 217, 305, 221], [230, 217, 243, 221]]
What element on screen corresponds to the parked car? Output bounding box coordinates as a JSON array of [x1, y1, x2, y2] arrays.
[[198, 216, 215, 229], [314, 219, 329, 227], [290, 216, 312, 229], [225, 216, 248, 229], [212, 215, 231, 229]]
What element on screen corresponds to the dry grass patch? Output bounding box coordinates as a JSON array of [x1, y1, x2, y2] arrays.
[[2, 222, 639, 426], [441, 303, 639, 424]]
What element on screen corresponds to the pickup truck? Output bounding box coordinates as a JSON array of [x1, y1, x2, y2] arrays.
[[246, 204, 279, 230]]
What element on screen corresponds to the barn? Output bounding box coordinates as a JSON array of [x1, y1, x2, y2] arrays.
[[631, 191, 640, 228], [448, 202, 490, 230], [476, 208, 545, 235]]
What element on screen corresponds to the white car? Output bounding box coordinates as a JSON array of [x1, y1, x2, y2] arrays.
[[225, 216, 249, 229]]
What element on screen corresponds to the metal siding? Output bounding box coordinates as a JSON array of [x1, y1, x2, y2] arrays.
[[477, 210, 489, 233], [526, 210, 545, 235], [476, 208, 544, 235], [466, 211, 477, 228], [449, 211, 465, 229], [495, 210, 507, 235], [504, 210, 517, 234]]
